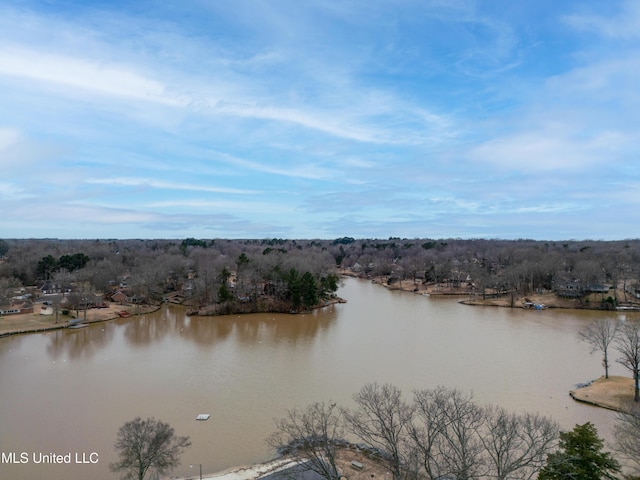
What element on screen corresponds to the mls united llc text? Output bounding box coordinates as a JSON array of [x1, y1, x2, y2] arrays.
[[2, 451, 99, 464]]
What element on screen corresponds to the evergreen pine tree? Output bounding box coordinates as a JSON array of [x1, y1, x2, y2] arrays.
[[538, 422, 620, 480]]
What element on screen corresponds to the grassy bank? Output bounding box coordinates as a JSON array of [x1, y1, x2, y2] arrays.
[[570, 376, 636, 412]]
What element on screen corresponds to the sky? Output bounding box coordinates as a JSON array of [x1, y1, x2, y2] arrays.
[[1, 0, 639, 241]]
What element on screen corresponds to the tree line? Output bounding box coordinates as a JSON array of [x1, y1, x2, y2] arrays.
[[2, 237, 640, 311], [0, 238, 341, 314]]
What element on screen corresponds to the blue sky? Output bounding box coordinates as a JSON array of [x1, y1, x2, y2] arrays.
[[1, 1, 639, 240]]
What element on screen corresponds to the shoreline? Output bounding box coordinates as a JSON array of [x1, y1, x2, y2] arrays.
[[168, 457, 301, 480], [0, 303, 160, 338], [187, 295, 346, 317], [0, 295, 346, 338], [363, 274, 638, 311], [4, 274, 636, 338]]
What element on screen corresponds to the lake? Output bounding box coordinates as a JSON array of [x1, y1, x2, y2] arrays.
[[0, 277, 631, 479]]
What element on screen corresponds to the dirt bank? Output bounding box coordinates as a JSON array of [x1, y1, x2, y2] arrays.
[[0, 302, 159, 338], [570, 376, 637, 412]]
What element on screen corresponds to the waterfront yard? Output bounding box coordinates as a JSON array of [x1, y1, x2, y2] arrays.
[[0, 302, 156, 337]]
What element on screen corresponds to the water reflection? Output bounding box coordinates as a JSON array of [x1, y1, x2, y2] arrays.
[[187, 308, 339, 347], [46, 324, 115, 360], [43, 303, 339, 360], [122, 309, 174, 346]]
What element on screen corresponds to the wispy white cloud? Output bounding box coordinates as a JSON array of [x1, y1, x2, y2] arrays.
[[0, 46, 188, 106], [564, 0, 640, 39], [213, 151, 333, 180], [0, 43, 448, 146], [0, 182, 30, 200], [0, 127, 22, 150], [342, 157, 377, 169], [215, 103, 379, 144], [0, 126, 69, 174], [84, 177, 259, 195], [468, 129, 626, 172], [511, 203, 586, 214], [144, 199, 296, 215], [0, 3, 455, 145]]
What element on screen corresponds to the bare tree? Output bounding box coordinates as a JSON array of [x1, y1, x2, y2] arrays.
[[481, 407, 558, 480], [615, 321, 640, 402], [110, 417, 191, 480], [578, 318, 618, 379], [612, 401, 640, 475], [410, 386, 485, 480], [0, 276, 20, 306], [344, 383, 414, 480], [268, 401, 345, 480], [410, 388, 557, 480], [410, 386, 455, 480]]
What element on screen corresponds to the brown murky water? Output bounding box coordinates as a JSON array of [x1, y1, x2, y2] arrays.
[[0, 278, 632, 479]]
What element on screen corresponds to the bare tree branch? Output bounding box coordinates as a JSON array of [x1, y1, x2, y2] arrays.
[[268, 401, 345, 480], [481, 406, 558, 480], [615, 321, 640, 402], [411, 386, 484, 480], [344, 383, 414, 480], [110, 417, 191, 480], [613, 401, 640, 474], [578, 318, 618, 379]]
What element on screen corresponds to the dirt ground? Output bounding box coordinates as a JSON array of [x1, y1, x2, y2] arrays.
[[0, 302, 157, 337], [187, 447, 393, 480], [570, 376, 637, 412], [334, 448, 392, 480]]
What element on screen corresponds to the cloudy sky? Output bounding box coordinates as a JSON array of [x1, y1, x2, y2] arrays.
[[1, 1, 639, 240]]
